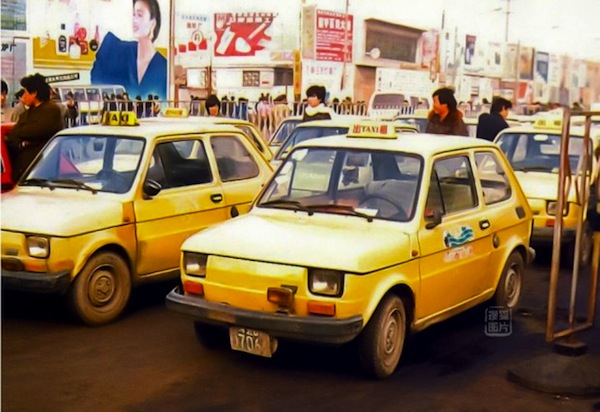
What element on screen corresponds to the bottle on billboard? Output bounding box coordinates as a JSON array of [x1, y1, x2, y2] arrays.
[[57, 24, 68, 55]]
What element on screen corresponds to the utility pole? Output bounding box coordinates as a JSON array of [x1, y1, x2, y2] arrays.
[[505, 0, 511, 43]]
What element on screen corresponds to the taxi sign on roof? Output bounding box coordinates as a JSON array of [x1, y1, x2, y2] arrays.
[[162, 107, 189, 118], [348, 122, 397, 139], [534, 117, 562, 130], [101, 111, 139, 126]]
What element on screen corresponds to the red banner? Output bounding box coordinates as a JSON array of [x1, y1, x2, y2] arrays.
[[315, 10, 353, 62], [213, 12, 276, 57]]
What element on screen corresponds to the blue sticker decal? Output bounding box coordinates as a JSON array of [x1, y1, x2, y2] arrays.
[[443, 226, 474, 248]]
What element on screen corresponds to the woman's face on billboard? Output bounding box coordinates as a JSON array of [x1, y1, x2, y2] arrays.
[[133, 1, 156, 41]]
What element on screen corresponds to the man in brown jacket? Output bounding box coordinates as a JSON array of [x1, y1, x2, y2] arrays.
[[425, 87, 468, 136]]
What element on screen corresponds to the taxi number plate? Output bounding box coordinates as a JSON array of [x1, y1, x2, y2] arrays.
[[229, 327, 273, 358]]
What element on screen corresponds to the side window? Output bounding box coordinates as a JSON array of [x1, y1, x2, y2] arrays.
[[475, 151, 512, 205], [211, 135, 260, 182], [431, 156, 478, 214], [150, 139, 212, 189]]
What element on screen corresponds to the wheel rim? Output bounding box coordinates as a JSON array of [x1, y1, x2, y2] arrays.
[[381, 308, 404, 366], [87, 265, 117, 307], [504, 265, 521, 308]]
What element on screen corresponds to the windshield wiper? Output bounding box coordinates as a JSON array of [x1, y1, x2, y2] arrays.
[[513, 166, 554, 173], [20, 178, 55, 190], [259, 199, 313, 214], [49, 178, 98, 194], [305, 203, 374, 222]]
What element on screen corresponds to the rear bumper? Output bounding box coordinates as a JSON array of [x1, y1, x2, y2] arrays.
[[166, 287, 364, 345]]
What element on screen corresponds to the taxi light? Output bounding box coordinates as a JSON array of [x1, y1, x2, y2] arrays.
[[26, 236, 50, 258], [347, 122, 397, 139], [183, 281, 204, 296], [308, 269, 343, 297], [534, 117, 562, 130], [101, 111, 139, 126], [184, 252, 208, 277], [162, 107, 189, 118], [307, 301, 336, 316], [267, 287, 294, 306]]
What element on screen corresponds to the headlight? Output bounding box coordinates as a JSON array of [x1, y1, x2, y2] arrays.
[[26, 236, 50, 258], [308, 269, 344, 297], [184, 252, 208, 277], [547, 201, 569, 216]]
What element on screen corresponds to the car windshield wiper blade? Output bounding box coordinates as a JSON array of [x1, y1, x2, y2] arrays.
[[49, 178, 98, 194], [259, 199, 312, 214], [20, 178, 55, 190], [304, 203, 374, 222], [514, 166, 553, 173]]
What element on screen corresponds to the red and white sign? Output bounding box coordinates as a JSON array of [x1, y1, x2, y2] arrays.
[[315, 10, 353, 62], [213, 12, 276, 57]]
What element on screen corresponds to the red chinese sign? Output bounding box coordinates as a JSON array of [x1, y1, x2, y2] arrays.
[[315, 10, 353, 62], [213, 12, 276, 57]]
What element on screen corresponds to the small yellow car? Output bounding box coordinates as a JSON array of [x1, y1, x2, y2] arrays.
[[167, 121, 535, 379], [495, 117, 599, 265], [268, 115, 303, 153], [1, 111, 273, 325]]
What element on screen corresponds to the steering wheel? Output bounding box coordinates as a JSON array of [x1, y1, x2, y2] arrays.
[[360, 193, 408, 220]]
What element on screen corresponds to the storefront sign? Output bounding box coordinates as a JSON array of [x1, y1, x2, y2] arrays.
[[315, 9, 353, 62]]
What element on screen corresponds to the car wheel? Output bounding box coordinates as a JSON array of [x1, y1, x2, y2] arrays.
[[68, 252, 131, 326], [194, 322, 228, 349], [494, 251, 524, 309], [358, 294, 406, 379]]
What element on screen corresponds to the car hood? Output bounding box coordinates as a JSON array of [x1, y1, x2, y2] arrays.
[[1, 190, 126, 236], [182, 212, 412, 273], [515, 171, 577, 201]]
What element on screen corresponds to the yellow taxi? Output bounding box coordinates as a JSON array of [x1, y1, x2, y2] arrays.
[[268, 115, 303, 153], [1, 111, 273, 325], [167, 121, 535, 379], [495, 117, 599, 265]]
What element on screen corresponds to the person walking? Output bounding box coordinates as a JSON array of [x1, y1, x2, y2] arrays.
[[205, 94, 223, 117], [425, 87, 468, 136], [5, 73, 64, 181], [476, 97, 513, 141], [302, 85, 332, 122]]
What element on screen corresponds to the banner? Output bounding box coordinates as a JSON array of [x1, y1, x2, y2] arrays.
[[519, 46, 534, 80], [465, 34, 476, 66], [534, 51, 549, 83], [502, 43, 518, 79], [301, 5, 316, 59], [213, 12, 276, 57], [315, 9, 353, 62], [421, 30, 439, 70]]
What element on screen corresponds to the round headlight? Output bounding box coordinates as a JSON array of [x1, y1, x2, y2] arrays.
[[26, 236, 50, 258], [308, 269, 343, 297]]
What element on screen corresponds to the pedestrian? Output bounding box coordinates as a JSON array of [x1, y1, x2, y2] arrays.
[[425, 87, 468, 136], [302, 85, 332, 122], [9, 89, 28, 122], [205, 94, 222, 117], [476, 97, 513, 141], [5, 73, 64, 181], [1, 79, 12, 122], [65, 91, 79, 127]]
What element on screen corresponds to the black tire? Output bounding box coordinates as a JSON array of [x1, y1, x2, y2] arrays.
[[193, 322, 228, 349], [67, 252, 131, 326], [563, 220, 593, 268], [493, 252, 524, 309], [358, 294, 406, 379]]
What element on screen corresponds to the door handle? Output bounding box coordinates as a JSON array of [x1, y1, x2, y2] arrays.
[[479, 219, 491, 230], [210, 193, 223, 203]]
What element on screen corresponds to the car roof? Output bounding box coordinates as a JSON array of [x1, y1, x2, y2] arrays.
[[294, 116, 370, 128], [57, 121, 243, 142], [295, 132, 498, 157]]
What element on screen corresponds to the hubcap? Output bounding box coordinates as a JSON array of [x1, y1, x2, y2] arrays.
[[87, 266, 116, 306], [382, 309, 403, 363], [505, 266, 521, 307]]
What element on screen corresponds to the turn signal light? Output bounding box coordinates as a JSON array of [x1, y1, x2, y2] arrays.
[[307, 301, 336, 316], [545, 219, 555, 228], [267, 287, 294, 306], [183, 281, 204, 296]]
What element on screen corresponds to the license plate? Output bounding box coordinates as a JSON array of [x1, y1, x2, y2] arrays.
[[229, 327, 273, 358]]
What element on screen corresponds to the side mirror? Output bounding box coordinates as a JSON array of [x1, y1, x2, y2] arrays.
[[143, 179, 162, 198], [424, 208, 443, 229]]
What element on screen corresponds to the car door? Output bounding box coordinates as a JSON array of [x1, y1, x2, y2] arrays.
[[208, 132, 273, 215], [133, 134, 229, 276], [417, 153, 493, 319]]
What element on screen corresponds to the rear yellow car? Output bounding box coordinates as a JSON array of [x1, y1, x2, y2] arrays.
[[1, 112, 273, 325], [167, 122, 534, 378], [495, 117, 599, 265]]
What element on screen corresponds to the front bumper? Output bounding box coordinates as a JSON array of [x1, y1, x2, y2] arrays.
[[166, 287, 364, 345], [1, 269, 72, 294]]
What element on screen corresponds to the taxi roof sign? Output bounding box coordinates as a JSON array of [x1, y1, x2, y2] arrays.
[[348, 122, 397, 139], [162, 107, 189, 118], [101, 111, 139, 126], [533, 117, 562, 130]]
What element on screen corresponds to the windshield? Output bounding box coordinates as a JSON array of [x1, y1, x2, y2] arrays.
[[270, 119, 302, 146], [275, 126, 349, 160], [259, 147, 423, 222], [496, 132, 588, 173], [23, 134, 145, 193]]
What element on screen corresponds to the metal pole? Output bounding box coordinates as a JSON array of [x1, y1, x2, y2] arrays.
[[169, 0, 176, 103], [505, 0, 510, 43]]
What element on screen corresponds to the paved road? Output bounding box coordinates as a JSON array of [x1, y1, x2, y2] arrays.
[[2, 248, 599, 412]]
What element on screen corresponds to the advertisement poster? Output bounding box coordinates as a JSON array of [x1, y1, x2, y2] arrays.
[[1, 0, 27, 31], [315, 9, 353, 62], [486, 42, 503, 77], [421, 30, 439, 70], [213, 12, 276, 57], [301, 5, 316, 60], [502, 43, 518, 79], [31, 0, 169, 101], [534, 51, 549, 83], [464, 35, 476, 66], [519, 46, 534, 80], [175, 13, 210, 67]]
